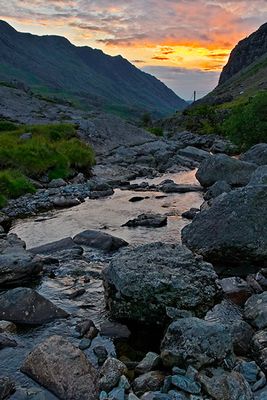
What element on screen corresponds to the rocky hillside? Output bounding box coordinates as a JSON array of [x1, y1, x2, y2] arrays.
[[0, 20, 186, 119], [219, 23, 267, 85]]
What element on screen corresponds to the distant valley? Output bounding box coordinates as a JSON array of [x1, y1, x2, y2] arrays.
[[0, 20, 186, 119]]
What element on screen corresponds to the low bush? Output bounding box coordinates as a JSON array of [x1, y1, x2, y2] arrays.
[[222, 91, 267, 150], [0, 170, 36, 207], [0, 122, 95, 207]]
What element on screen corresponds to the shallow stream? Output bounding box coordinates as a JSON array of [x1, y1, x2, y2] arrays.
[[2, 170, 203, 398]]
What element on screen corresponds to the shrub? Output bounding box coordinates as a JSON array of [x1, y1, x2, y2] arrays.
[[183, 104, 222, 135], [147, 127, 164, 137], [222, 92, 267, 150], [0, 123, 95, 207], [0, 170, 35, 202], [0, 120, 18, 132]]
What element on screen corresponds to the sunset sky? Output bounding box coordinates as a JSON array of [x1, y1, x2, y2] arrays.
[[1, 0, 267, 99]]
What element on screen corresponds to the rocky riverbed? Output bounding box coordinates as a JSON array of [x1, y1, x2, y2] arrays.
[[1, 118, 267, 400]]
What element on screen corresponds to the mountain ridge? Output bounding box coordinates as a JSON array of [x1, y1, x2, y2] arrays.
[[219, 22, 267, 85], [0, 20, 186, 118]]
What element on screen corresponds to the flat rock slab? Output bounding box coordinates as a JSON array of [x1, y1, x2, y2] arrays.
[[182, 185, 267, 267], [0, 287, 69, 325], [30, 237, 81, 255], [21, 335, 98, 400], [103, 242, 219, 325], [159, 182, 202, 193], [122, 213, 167, 228], [73, 230, 128, 252]]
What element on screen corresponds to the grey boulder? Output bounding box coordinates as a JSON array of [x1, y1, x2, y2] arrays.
[[0, 234, 43, 285], [196, 154, 257, 187], [182, 185, 267, 267], [21, 335, 98, 400], [248, 166, 267, 186], [160, 317, 234, 369], [0, 287, 68, 325], [103, 242, 219, 325], [205, 300, 254, 356], [241, 143, 267, 166], [203, 180, 231, 201]]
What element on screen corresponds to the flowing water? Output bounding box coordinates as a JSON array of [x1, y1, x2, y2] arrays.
[[2, 170, 203, 398]]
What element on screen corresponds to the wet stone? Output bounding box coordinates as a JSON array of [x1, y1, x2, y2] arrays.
[[93, 345, 108, 366], [220, 277, 252, 305], [0, 377, 16, 400], [99, 358, 128, 392], [171, 375, 201, 394], [136, 352, 161, 375]]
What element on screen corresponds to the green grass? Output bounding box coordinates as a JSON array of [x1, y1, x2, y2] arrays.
[[0, 170, 36, 207], [0, 122, 95, 207], [222, 91, 267, 150], [147, 127, 164, 137]]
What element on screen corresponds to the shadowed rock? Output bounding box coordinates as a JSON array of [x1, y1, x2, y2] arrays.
[[0, 288, 69, 325], [196, 154, 257, 187], [103, 242, 219, 325], [73, 230, 128, 252], [0, 234, 43, 286], [182, 185, 267, 267]]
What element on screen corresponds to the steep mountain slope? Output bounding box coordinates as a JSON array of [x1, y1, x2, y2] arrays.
[[219, 23, 267, 85], [0, 20, 186, 118], [157, 22, 267, 141]]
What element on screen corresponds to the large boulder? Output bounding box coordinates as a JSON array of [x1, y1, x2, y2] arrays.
[[160, 317, 234, 369], [182, 185, 267, 267], [73, 230, 128, 252], [196, 154, 257, 187], [205, 300, 254, 356], [241, 143, 267, 166], [0, 234, 43, 285], [21, 335, 98, 400], [103, 242, 219, 325], [0, 288, 68, 325]]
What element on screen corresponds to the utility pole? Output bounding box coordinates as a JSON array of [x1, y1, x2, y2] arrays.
[[193, 90, 197, 103]]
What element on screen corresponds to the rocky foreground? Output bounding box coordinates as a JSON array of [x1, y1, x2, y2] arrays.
[[0, 141, 267, 399]]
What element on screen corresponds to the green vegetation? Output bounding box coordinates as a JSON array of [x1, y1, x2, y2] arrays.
[[180, 91, 267, 151], [0, 170, 35, 207], [222, 91, 267, 150], [0, 122, 95, 207], [182, 105, 223, 135], [147, 127, 164, 137]]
